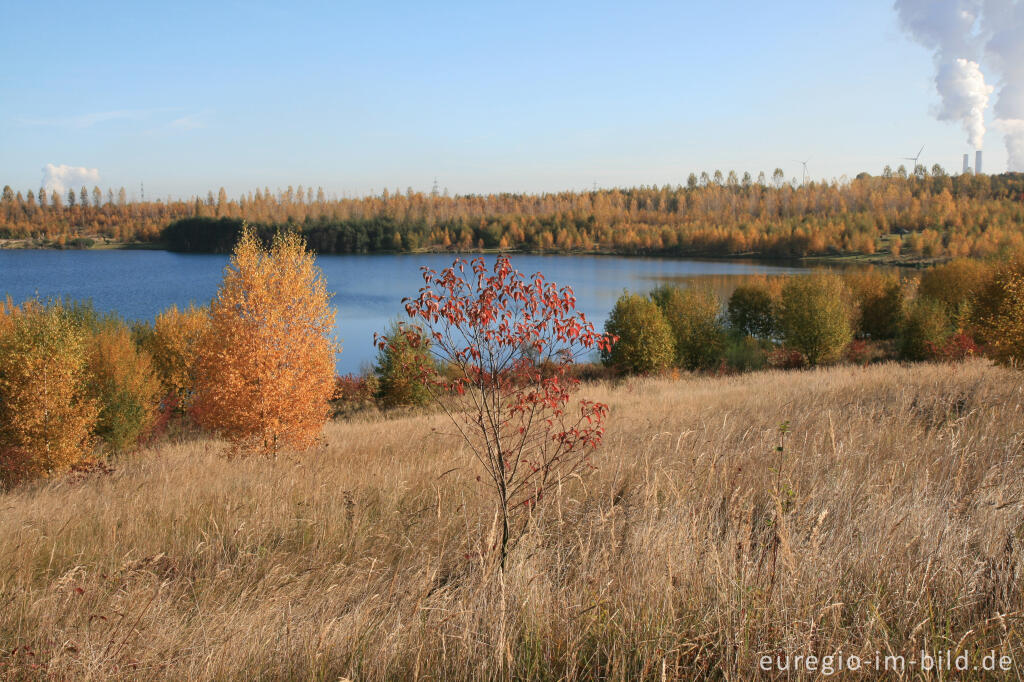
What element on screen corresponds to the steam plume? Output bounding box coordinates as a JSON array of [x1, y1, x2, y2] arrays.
[[996, 119, 1024, 170], [895, 0, 992, 148], [935, 58, 993, 148], [982, 0, 1024, 170]]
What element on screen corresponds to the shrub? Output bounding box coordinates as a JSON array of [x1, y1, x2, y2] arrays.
[[860, 280, 905, 340], [898, 298, 951, 361], [602, 292, 674, 374], [0, 302, 98, 485], [136, 304, 210, 410], [0, 297, 13, 337], [724, 333, 769, 372], [767, 347, 807, 369], [971, 261, 1024, 366], [567, 362, 618, 383], [331, 374, 378, 416], [374, 321, 433, 408], [651, 285, 726, 371], [60, 302, 163, 451], [727, 282, 776, 339], [84, 323, 163, 452], [844, 269, 904, 339], [929, 331, 979, 363], [918, 259, 993, 327], [394, 256, 614, 569], [845, 338, 892, 365], [193, 229, 339, 455], [777, 273, 854, 365]]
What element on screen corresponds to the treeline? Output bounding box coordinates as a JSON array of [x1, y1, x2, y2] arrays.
[[3, 167, 1024, 259]]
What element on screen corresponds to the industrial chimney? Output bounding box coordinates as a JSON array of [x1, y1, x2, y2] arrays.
[[963, 153, 970, 173], [975, 150, 983, 175]]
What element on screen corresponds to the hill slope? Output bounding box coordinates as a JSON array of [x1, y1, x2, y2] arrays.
[[2, 361, 1023, 679]]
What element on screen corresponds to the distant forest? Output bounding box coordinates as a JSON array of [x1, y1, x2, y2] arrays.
[[3, 167, 1024, 260]]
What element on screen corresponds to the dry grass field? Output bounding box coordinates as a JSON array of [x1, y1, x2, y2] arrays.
[[2, 360, 1023, 680]]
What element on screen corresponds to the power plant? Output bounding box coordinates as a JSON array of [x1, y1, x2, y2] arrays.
[[961, 151, 984, 175]]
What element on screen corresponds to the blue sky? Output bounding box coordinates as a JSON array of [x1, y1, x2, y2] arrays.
[[0, 0, 1009, 199]]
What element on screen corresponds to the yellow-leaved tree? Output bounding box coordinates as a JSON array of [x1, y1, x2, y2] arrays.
[[137, 303, 211, 410], [972, 261, 1024, 366], [0, 302, 99, 485], [193, 229, 338, 455]]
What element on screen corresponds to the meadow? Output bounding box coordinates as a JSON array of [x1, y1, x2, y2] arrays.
[[2, 360, 1022, 680]]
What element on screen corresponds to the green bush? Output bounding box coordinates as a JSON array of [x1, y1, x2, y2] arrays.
[[844, 269, 904, 340], [859, 280, 904, 340], [777, 273, 853, 366], [602, 293, 674, 374], [375, 321, 434, 408], [727, 283, 776, 339], [651, 285, 726, 370], [724, 333, 769, 372], [898, 298, 951, 361]]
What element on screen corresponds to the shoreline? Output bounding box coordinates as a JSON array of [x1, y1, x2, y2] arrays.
[[0, 238, 941, 268]]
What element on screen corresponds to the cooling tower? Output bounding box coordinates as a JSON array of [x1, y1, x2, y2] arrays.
[[975, 150, 983, 175], [963, 154, 970, 173]]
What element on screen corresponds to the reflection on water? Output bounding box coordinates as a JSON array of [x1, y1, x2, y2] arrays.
[[0, 250, 890, 373]]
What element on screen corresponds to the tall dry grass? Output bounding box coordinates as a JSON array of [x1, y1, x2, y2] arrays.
[[1, 360, 1023, 679]]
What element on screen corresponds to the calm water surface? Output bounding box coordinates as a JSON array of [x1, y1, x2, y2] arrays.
[[0, 250, 816, 373]]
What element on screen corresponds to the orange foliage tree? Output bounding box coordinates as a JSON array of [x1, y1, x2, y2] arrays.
[[193, 229, 338, 455], [383, 256, 615, 568], [0, 302, 98, 485], [137, 303, 211, 411]]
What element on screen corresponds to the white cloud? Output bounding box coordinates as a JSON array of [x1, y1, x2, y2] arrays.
[[42, 164, 100, 193]]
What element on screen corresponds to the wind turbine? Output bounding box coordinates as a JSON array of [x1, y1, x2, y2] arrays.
[[904, 145, 924, 171], [794, 159, 810, 185]]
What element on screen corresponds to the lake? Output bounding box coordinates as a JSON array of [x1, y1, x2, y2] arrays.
[[0, 250, 824, 373]]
